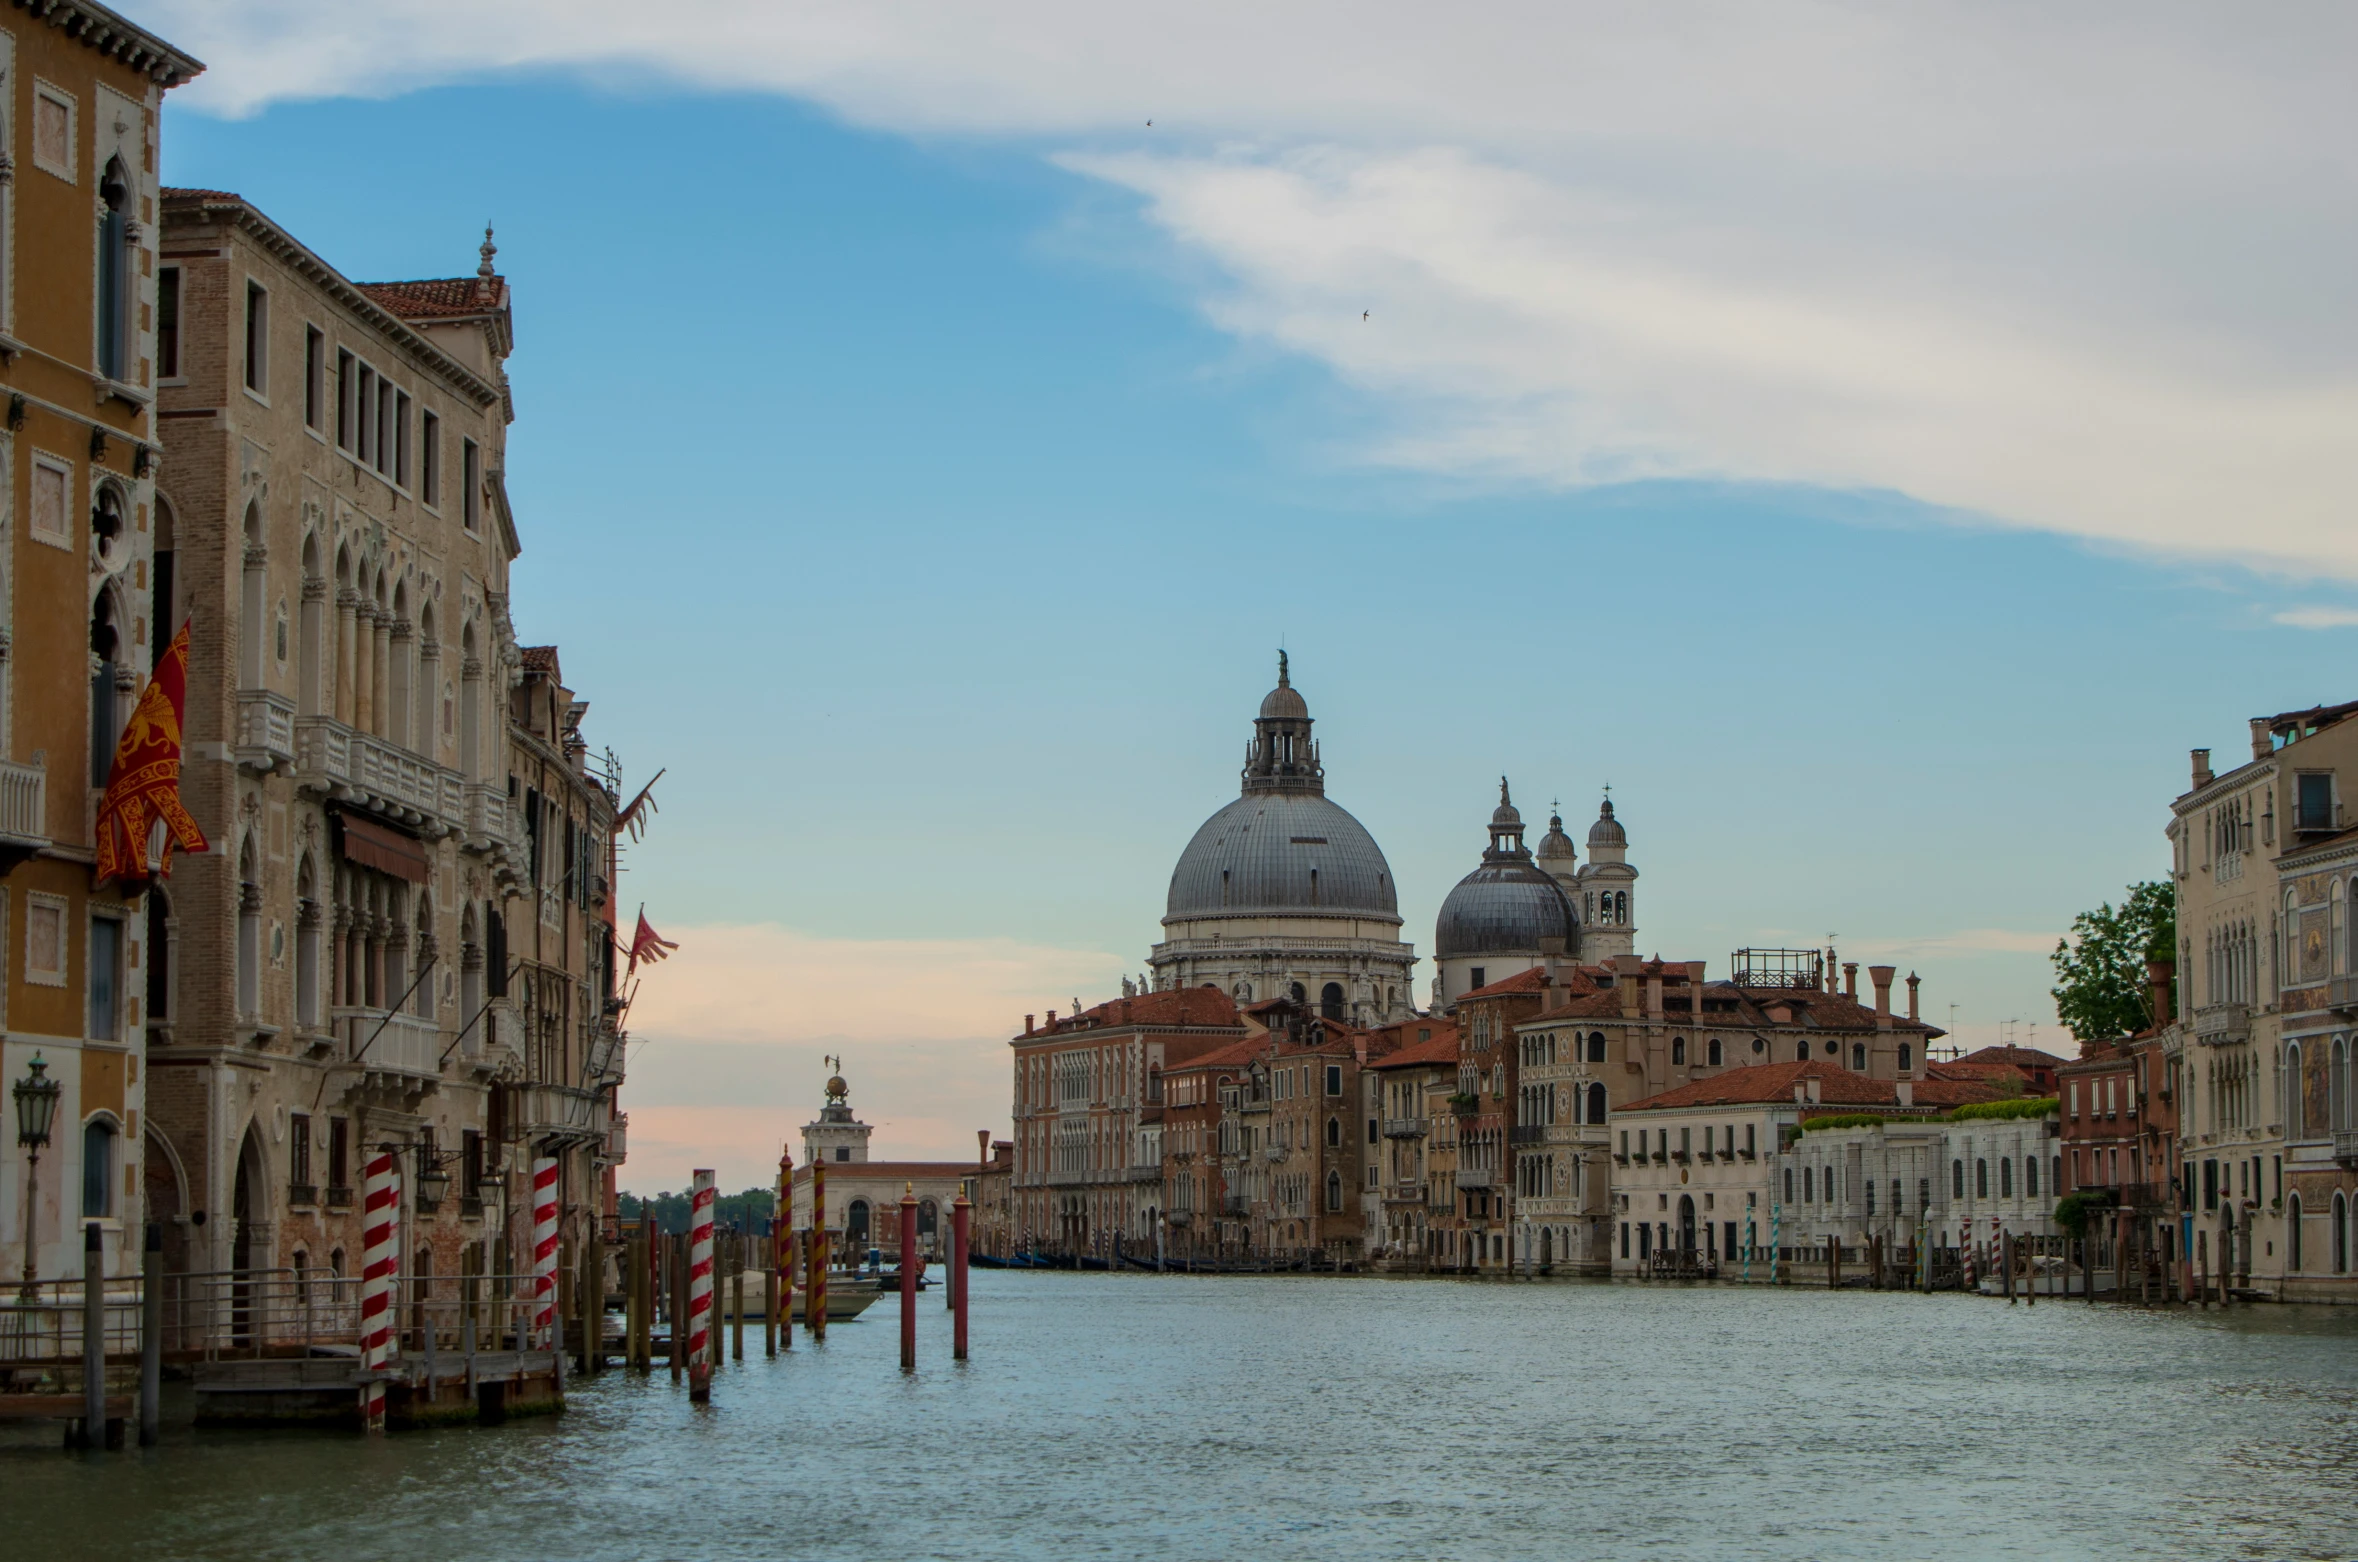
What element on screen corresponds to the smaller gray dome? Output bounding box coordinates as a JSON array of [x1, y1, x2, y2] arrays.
[[1260, 683, 1308, 720], [1536, 811, 1577, 862], [1490, 776, 1522, 830], [1588, 797, 1626, 848], [1436, 864, 1579, 958]]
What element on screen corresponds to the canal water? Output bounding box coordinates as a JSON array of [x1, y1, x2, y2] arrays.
[[9, 1273, 2358, 1561]]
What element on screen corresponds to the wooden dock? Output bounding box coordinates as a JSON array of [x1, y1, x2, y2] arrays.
[[194, 1349, 564, 1429]]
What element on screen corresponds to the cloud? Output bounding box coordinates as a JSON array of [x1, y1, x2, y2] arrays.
[[2274, 606, 2358, 630], [146, 3, 2358, 572], [614, 923, 1123, 1188]]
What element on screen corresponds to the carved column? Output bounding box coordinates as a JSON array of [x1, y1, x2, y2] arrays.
[[372, 611, 392, 739]]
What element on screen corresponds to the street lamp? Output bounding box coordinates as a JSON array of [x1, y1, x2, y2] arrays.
[[15, 1053, 62, 1298]]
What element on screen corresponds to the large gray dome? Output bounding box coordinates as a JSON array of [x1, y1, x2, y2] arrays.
[[1166, 793, 1400, 921], [1435, 863, 1579, 958]]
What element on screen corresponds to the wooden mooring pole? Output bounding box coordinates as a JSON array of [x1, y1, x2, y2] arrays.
[[899, 1184, 919, 1374], [952, 1190, 971, 1362], [139, 1221, 162, 1447], [687, 1170, 715, 1403], [810, 1160, 829, 1344]]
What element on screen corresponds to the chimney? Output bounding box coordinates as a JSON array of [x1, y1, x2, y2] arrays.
[[1896, 1080, 1914, 1108], [1842, 962, 1858, 998], [1540, 936, 1566, 987], [1905, 972, 1920, 1022], [977, 1129, 991, 1165], [1869, 966, 1895, 1032], [2191, 748, 2212, 788], [2251, 718, 2273, 761], [1806, 1076, 1821, 1104], [2146, 957, 2176, 1027], [1645, 972, 1665, 1019], [1024, 1014, 1035, 1036], [1046, 1009, 1057, 1027]]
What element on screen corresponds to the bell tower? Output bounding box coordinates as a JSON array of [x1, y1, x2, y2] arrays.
[[1241, 651, 1323, 796], [800, 1058, 874, 1167]]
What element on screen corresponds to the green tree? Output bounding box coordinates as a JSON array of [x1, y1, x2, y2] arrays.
[[2049, 880, 2176, 1045]]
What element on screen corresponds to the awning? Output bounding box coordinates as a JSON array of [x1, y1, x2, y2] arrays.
[[338, 813, 430, 883]]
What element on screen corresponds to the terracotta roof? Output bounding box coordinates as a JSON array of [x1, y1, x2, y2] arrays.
[[162, 186, 240, 203], [1459, 966, 1562, 1000], [1165, 1036, 1267, 1073], [1618, 1060, 2011, 1113], [1026, 985, 1244, 1038], [520, 645, 559, 672], [1954, 1045, 2068, 1070], [1371, 1027, 1461, 1069], [1534, 982, 1941, 1034], [355, 276, 505, 319]]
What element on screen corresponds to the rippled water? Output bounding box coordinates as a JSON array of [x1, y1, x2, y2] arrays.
[[10, 1274, 2358, 1561]]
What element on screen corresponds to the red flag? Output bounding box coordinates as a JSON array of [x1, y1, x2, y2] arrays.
[[626, 910, 677, 976], [95, 620, 208, 885]]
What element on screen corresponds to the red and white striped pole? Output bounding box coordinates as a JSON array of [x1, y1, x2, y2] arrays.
[[687, 1169, 715, 1402], [359, 1149, 400, 1433], [530, 1156, 561, 1349]]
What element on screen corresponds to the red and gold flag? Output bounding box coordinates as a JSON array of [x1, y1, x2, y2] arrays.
[[95, 620, 208, 885]]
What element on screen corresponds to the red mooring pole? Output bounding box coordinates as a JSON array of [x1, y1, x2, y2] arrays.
[[899, 1183, 919, 1374], [952, 1189, 971, 1361]]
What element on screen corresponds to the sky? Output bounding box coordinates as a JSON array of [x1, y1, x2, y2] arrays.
[[144, 2, 2355, 1191]]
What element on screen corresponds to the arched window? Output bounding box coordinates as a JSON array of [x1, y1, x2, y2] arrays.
[[82, 1117, 118, 1217], [1588, 1033, 1606, 1063], [1951, 1159, 1965, 1199], [2000, 1157, 2013, 1197], [299, 533, 327, 715], [1897, 1043, 1913, 1072], [1325, 1171, 1342, 1212], [411, 894, 435, 1018], [2025, 1156, 2039, 1198], [90, 586, 125, 786], [240, 501, 267, 689], [236, 839, 262, 1020], [1707, 1038, 1722, 1066], [1326, 1116, 1341, 1148], [2335, 1192, 2349, 1275], [146, 888, 173, 1031], [2288, 1194, 2304, 1272], [846, 1199, 872, 1249], [1587, 1082, 1607, 1124], [1288, 982, 1306, 1006], [1802, 1166, 1814, 1202], [1798, 1040, 1811, 1063], [1851, 1043, 1866, 1071], [1320, 982, 1344, 1021], [1671, 1036, 1686, 1066], [1975, 1158, 1989, 1198], [98, 155, 132, 381], [295, 858, 321, 1029], [2286, 1041, 2304, 1137]]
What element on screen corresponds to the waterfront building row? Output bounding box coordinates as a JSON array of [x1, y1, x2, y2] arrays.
[[0, 2, 649, 1347]]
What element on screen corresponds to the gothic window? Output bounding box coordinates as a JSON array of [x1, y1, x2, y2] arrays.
[[1326, 1116, 1340, 1148], [90, 586, 124, 784], [98, 157, 132, 381]]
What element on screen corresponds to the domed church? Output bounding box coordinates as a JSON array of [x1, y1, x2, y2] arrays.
[[1148, 655, 1418, 1024], [1431, 784, 1641, 1007]]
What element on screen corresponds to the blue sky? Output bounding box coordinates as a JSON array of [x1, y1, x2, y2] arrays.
[[153, 7, 2354, 1185]]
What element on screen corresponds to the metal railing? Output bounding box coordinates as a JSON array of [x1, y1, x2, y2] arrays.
[[1383, 1117, 1427, 1139], [1454, 1168, 1495, 1190]]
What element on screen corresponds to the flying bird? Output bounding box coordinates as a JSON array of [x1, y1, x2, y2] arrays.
[[1362, 310, 1370, 321]]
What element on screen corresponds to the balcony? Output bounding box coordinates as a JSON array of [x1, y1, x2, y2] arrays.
[[235, 688, 296, 772], [0, 754, 48, 853], [1383, 1118, 1427, 1139], [513, 1082, 602, 1145], [1221, 1196, 1248, 1216], [604, 1111, 629, 1165], [335, 1006, 441, 1079], [1509, 1125, 1547, 1146], [285, 1183, 317, 1209], [1126, 1163, 1163, 1183], [2329, 976, 2358, 1015], [2191, 1003, 2250, 1047], [465, 781, 525, 864], [294, 715, 466, 837], [2336, 1130, 2358, 1170], [324, 1185, 354, 1210], [1454, 1168, 1495, 1191], [1044, 1166, 1092, 1188]]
